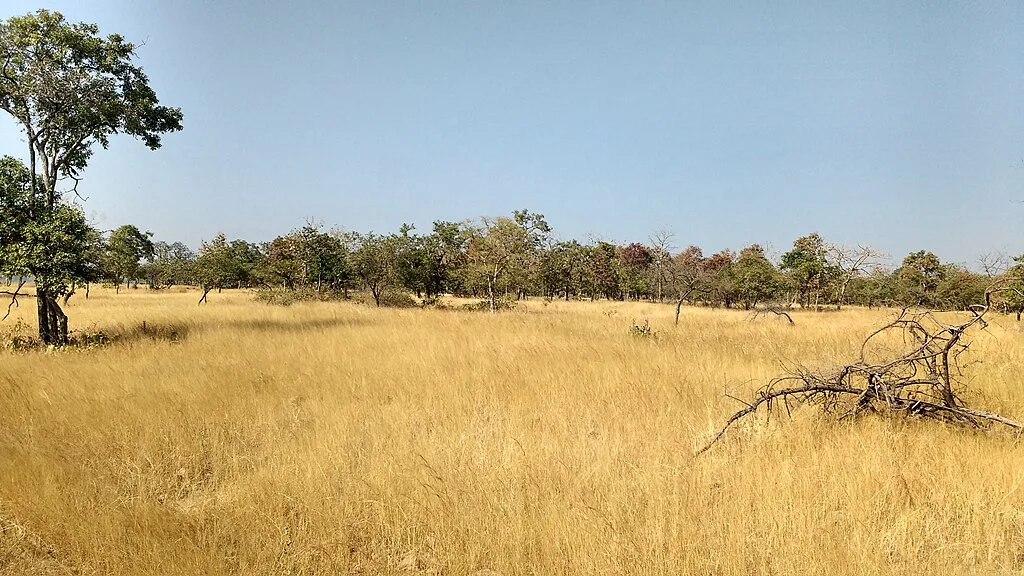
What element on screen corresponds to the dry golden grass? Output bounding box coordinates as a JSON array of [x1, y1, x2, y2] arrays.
[[2, 287, 1024, 575]]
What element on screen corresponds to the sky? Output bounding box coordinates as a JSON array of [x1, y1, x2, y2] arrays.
[[2, 1, 1023, 266]]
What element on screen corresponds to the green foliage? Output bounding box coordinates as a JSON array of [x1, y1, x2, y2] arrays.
[[104, 224, 154, 290], [142, 241, 195, 288], [733, 244, 783, 310], [780, 233, 834, 306], [617, 243, 654, 300], [845, 270, 896, 308], [0, 10, 181, 342], [589, 242, 621, 300], [698, 250, 737, 307], [0, 156, 102, 297], [194, 234, 261, 301], [296, 224, 353, 293], [895, 250, 944, 307], [538, 240, 589, 300], [467, 210, 550, 312], [1004, 256, 1024, 318], [0, 9, 183, 200], [935, 264, 987, 310], [351, 233, 401, 307]]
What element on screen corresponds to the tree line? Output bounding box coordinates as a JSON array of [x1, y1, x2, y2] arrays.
[[11, 206, 1021, 319]]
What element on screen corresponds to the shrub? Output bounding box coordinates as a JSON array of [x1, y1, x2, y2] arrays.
[[462, 297, 518, 312], [630, 319, 655, 338]]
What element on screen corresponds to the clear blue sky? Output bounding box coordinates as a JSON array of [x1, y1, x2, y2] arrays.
[[2, 1, 1022, 266]]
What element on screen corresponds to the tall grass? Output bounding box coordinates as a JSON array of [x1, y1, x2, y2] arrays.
[[2, 287, 1023, 574]]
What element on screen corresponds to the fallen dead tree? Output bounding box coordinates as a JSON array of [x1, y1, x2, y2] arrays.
[[698, 287, 1023, 455]]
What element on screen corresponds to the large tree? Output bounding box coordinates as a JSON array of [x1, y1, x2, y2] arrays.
[[0, 9, 182, 343]]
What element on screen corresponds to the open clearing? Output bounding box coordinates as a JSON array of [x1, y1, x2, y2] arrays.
[[2, 288, 1024, 575]]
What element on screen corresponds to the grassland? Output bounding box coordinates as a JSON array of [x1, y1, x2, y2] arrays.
[[2, 287, 1024, 575]]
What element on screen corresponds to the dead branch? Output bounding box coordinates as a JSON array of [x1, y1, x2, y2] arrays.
[[698, 285, 1022, 455], [749, 304, 794, 325], [1, 279, 28, 321]]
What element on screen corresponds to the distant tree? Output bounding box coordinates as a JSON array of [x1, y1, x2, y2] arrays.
[[351, 233, 399, 307], [194, 234, 259, 303], [846, 269, 896, 308], [979, 251, 1011, 279], [935, 264, 987, 311], [702, 250, 736, 308], [828, 244, 886, 310], [649, 228, 676, 302], [104, 225, 154, 292], [1006, 255, 1024, 321], [587, 241, 620, 300], [298, 224, 352, 295], [0, 9, 182, 343], [260, 234, 304, 290], [467, 210, 550, 313], [896, 251, 944, 307], [780, 232, 829, 307], [669, 245, 707, 323], [421, 220, 471, 298], [538, 240, 588, 300], [393, 223, 430, 298], [142, 241, 195, 288], [733, 244, 782, 310], [617, 243, 653, 300]]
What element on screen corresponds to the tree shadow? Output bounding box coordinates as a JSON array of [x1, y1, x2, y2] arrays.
[[72, 321, 191, 347], [215, 317, 370, 334], [5, 316, 370, 352]]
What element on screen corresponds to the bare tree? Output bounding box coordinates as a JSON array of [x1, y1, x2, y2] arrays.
[[978, 250, 1010, 278], [829, 244, 887, 310], [649, 228, 676, 303]]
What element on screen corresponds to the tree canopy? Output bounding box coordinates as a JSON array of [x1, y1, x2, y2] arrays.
[[0, 9, 182, 343]]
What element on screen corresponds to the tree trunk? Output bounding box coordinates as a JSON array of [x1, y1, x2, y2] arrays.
[[36, 289, 51, 343], [35, 288, 69, 345], [487, 276, 496, 314]]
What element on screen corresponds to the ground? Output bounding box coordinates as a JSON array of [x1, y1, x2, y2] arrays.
[[1, 287, 1024, 575]]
